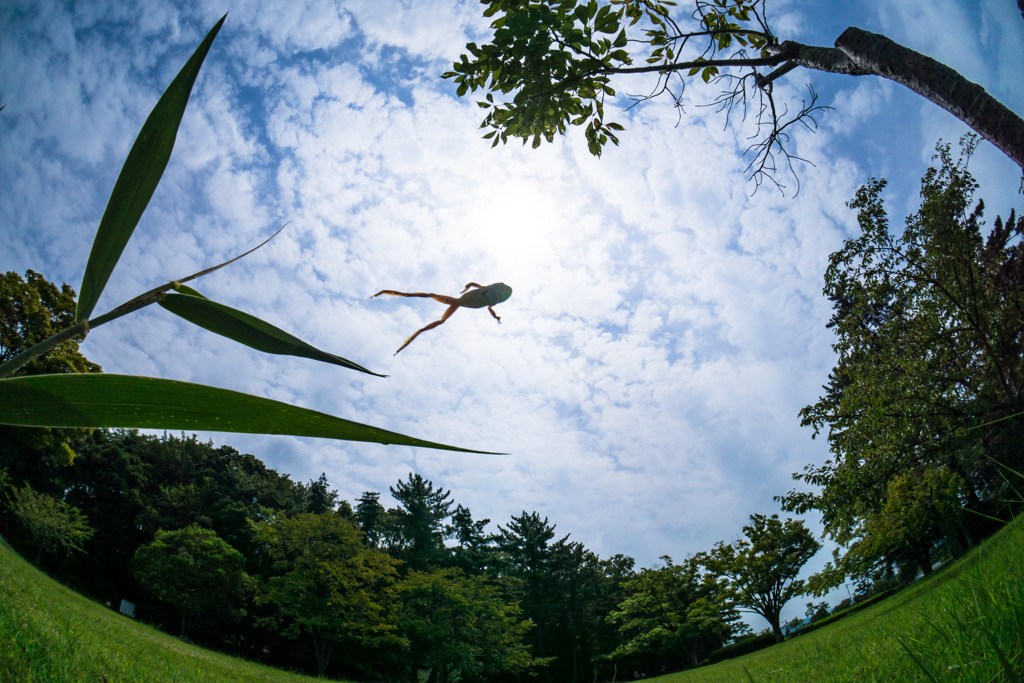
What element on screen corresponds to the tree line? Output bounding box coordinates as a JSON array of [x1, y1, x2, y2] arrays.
[[1, 422, 820, 681]]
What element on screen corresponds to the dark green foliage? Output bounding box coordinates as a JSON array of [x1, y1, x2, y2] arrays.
[[4, 482, 94, 564], [388, 473, 454, 571], [397, 568, 538, 683], [551, 543, 636, 680], [0, 271, 100, 377], [255, 513, 401, 678], [448, 504, 494, 574], [787, 587, 900, 639], [5, 513, 1024, 683], [703, 631, 776, 665], [298, 473, 340, 515], [40, 429, 306, 613], [132, 525, 249, 636], [355, 491, 386, 546], [444, 0, 770, 157], [607, 556, 737, 670], [778, 137, 1024, 592], [0, 271, 101, 494], [495, 511, 565, 681], [804, 601, 830, 623]]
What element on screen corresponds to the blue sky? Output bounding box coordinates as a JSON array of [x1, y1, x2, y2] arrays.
[[2, 0, 1022, 628]]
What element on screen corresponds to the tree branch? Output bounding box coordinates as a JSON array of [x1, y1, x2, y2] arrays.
[[600, 52, 790, 76], [831, 27, 1024, 170]]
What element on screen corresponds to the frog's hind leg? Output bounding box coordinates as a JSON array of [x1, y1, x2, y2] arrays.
[[394, 304, 460, 355], [372, 290, 460, 306]]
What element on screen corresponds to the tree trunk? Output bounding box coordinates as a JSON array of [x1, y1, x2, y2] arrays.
[[687, 641, 699, 669], [781, 27, 1024, 170], [767, 612, 784, 643], [535, 612, 551, 683], [936, 516, 966, 559], [947, 530, 965, 559], [914, 542, 934, 577], [960, 516, 975, 550], [409, 639, 420, 683], [311, 630, 332, 678], [571, 634, 578, 683]]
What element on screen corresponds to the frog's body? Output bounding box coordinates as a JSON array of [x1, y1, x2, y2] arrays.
[[372, 282, 512, 355]]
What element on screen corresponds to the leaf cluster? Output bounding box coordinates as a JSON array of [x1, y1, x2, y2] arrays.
[[445, 0, 636, 155], [398, 568, 538, 683], [132, 524, 250, 633], [445, 0, 778, 159], [606, 556, 736, 662], [255, 512, 402, 675], [0, 271, 100, 377], [4, 482, 95, 561]]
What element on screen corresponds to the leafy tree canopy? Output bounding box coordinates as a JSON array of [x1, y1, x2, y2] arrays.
[[4, 481, 94, 564], [398, 568, 539, 683], [132, 524, 249, 636], [607, 555, 736, 669], [389, 473, 454, 571], [700, 513, 820, 643], [255, 512, 402, 677], [778, 137, 1023, 590]]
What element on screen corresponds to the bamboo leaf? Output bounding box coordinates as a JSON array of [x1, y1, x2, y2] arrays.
[[0, 374, 500, 453], [158, 290, 384, 377], [76, 15, 227, 323]]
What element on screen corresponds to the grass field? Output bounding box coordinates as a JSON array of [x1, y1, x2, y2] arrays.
[[0, 537, 319, 683], [2, 515, 1021, 683], [652, 513, 1024, 683]]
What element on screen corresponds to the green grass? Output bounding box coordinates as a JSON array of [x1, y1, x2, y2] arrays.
[[0, 538, 322, 683], [2, 517, 1022, 683], [652, 513, 1024, 683]]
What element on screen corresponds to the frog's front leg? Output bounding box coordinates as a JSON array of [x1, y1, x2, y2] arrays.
[[487, 306, 501, 323], [461, 282, 484, 293]]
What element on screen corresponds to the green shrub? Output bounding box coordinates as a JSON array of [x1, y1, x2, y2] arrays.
[[787, 586, 900, 638], [702, 632, 776, 665]]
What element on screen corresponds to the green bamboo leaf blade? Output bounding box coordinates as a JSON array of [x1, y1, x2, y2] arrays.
[[158, 292, 385, 377], [76, 15, 227, 324], [0, 374, 501, 454]]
